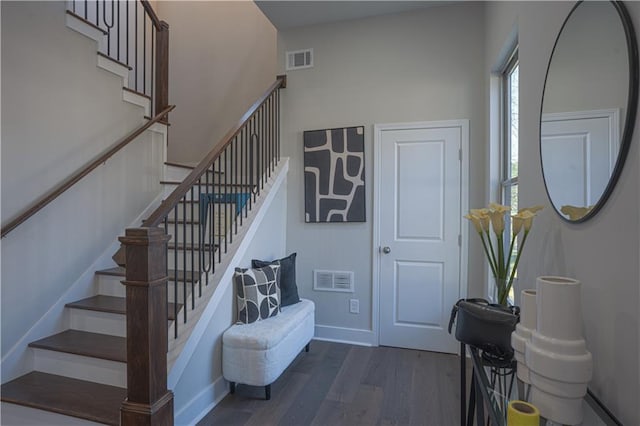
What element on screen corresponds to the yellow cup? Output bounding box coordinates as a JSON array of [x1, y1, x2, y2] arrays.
[[507, 400, 540, 426]]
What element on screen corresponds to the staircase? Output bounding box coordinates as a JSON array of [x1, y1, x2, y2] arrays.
[[1, 1, 286, 423], [0, 163, 248, 424]]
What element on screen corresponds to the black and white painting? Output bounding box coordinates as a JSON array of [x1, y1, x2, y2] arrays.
[[303, 126, 366, 223]]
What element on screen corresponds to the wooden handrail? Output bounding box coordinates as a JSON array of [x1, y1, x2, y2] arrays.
[[140, 0, 162, 30], [1, 106, 175, 238], [143, 75, 286, 227]]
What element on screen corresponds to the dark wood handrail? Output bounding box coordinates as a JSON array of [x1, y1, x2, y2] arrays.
[[140, 0, 162, 30], [143, 75, 287, 227], [1, 106, 175, 238]]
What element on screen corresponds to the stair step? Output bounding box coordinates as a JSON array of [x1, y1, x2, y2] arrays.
[[29, 330, 126, 363], [1, 371, 125, 426], [168, 242, 217, 251], [96, 266, 199, 282], [160, 180, 250, 188], [165, 161, 224, 174], [66, 295, 182, 321]]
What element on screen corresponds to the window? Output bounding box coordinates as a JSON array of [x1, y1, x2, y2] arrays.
[[501, 50, 519, 302]]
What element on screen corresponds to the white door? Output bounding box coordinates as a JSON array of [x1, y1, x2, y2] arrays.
[[376, 123, 465, 354], [541, 110, 618, 208]]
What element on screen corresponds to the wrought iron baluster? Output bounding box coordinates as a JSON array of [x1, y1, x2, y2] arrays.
[[134, 1, 138, 91], [223, 149, 228, 253], [143, 13, 146, 95], [172, 206, 179, 337], [102, 0, 115, 56], [190, 187, 195, 309], [216, 158, 221, 264], [182, 192, 187, 317]]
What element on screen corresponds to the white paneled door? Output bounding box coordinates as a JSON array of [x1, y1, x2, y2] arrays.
[[376, 123, 465, 353]]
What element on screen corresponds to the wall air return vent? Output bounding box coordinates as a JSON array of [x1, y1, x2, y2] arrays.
[[313, 270, 354, 293], [286, 48, 313, 71]]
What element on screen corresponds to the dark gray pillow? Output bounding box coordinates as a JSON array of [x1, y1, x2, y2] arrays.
[[252, 253, 300, 307], [234, 264, 280, 324]]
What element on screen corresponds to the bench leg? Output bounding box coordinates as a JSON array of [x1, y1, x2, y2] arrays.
[[265, 384, 271, 400], [229, 382, 236, 394], [305, 342, 310, 352]]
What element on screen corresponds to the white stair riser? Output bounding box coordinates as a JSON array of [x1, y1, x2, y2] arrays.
[[1, 402, 104, 426], [69, 310, 125, 337], [97, 275, 194, 304], [32, 349, 126, 388]]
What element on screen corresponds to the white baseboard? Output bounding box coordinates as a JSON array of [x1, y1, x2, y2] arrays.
[[174, 375, 228, 426], [313, 325, 376, 347]]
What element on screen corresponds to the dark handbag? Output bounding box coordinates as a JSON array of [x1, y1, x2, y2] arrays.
[[448, 298, 520, 359]]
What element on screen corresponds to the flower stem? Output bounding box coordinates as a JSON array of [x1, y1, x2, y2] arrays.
[[479, 233, 498, 278], [503, 230, 530, 304]]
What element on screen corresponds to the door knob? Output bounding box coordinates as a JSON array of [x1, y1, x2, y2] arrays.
[[382, 246, 391, 254]]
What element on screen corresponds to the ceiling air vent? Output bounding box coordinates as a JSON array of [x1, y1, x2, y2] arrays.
[[286, 48, 313, 71], [313, 270, 354, 293]]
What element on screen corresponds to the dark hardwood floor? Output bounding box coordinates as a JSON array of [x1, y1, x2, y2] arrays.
[[198, 340, 466, 426]]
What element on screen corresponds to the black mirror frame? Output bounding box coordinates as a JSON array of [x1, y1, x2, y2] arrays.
[[539, 0, 639, 223]]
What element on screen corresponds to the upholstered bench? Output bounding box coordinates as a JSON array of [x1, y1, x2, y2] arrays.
[[222, 298, 315, 400]]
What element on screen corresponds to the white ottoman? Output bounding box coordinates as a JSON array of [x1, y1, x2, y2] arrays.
[[222, 298, 315, 399]]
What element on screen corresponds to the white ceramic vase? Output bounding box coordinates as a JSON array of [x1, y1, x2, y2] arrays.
[[526, 276, 592, 425], [511, 289, 536, 384]]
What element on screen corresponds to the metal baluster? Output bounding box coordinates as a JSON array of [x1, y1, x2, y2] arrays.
[[198, 178, 205, 295], [95, 0, 98, 27], [233, 137, 238, 235], [126, 0, 129, 77], [164, 217, 172, 338], [134, 1, 138, 91], [240, 128, 244, 226], [190, 186, 195, 309], [216, 158, 222, 264], [181, 191, 187, 317], [209, 168, 215, 276], [116, 1, 120, 61], [143, 12, 146, 95], [103, 0, 114, 56], [277, 90, 280, 163], [172, 206, 179, 337], [151, 28, 155, 114], [224, 148, 228, 253], [200, 176, 210, 290]]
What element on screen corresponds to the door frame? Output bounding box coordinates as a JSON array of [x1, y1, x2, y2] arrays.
[[372, 120, 470, 347]]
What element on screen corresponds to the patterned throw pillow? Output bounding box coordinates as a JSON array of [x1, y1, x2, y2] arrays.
[[234, 264, 281, 324], [252, 253, 300, 307]]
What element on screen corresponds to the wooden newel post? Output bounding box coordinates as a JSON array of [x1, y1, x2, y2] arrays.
[[119, 227, 174, 426], [155, 21, 169, 119]]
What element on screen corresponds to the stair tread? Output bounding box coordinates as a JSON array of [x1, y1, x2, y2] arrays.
[[29, 330, 126, 363], [1, 371, 125, 425], [168, 242, 218, 251], [66, 295, 182, 320], [96, 266, 199, 282], [160, 180, 250, 187], [164, 161, 223, 173]]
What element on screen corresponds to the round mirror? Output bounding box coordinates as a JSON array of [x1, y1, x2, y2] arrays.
[[540, 1, 638, 222]]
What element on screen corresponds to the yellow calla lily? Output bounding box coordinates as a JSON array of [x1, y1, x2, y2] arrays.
[[489, 203, 511, 214], [560, 205, 591, 221], [488, 209, 505, 234], [512, 210, 535, 234], [464, 214, 483, 233], [519, 205, 544, 214]]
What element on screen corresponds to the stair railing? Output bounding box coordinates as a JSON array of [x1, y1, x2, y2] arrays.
[[0, 105, 174, 238], [67, 0, 169, 116], [118, 75, 286, 424]]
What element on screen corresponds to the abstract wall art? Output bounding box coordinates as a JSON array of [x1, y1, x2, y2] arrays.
[[303, 126, 366, 223]]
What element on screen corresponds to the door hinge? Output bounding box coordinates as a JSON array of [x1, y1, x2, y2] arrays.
[[458, 149, 462, 161], [458, 235, 462, 246]]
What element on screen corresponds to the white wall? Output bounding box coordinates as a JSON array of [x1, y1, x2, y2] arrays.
[[485, 2, 639, 424], [278, 3, 487, 344], [1, 2, 164, 357], [157, 1, 277, 164], [172, 172, 287, 424]]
